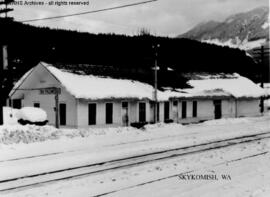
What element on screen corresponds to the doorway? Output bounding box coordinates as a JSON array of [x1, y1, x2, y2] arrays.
[[139, 102, 146, 122], [122, 102, 128, 126], [213, 100, 222, 119]]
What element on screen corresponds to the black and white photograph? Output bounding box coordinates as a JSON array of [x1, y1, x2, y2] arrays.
[[0, 0, 270, 196]]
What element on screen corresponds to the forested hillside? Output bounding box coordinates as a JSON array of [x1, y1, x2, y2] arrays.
[[0, 18, 262, 92]]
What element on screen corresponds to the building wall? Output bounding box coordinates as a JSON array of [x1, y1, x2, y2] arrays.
[[171, 98, 261, 124], [77, 99, 151, 128], [159, 102, 165, 122], [221, 99, 235, 118], [237, 99, 261, 117], [12, 64, 77, 128], [173, 98, 236, 124], [176, 99, 212, 124]]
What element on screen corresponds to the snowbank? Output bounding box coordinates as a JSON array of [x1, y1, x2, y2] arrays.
[[144, 122, 185, 130], [0, 125, 143, 145], [16, 107, 47, 122], [0, 122, 185, 145], [0, 125, 59, 144], [202, 117, 250, 126]]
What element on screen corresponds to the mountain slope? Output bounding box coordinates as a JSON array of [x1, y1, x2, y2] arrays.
[[0, 17, 263, 98], [178, 6, 269, 50]]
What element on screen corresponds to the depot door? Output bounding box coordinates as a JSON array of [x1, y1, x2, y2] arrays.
[[122, 102, 128, 126], [139, 103, 146, 122], [213, 100, 222, 119]]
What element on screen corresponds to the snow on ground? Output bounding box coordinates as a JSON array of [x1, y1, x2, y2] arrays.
[[262, 21, 269, 29], [202, 117, 250, 126], [104, 147, 270, 197], [2, 131, 270, 197], [0, 116, 269, 182]]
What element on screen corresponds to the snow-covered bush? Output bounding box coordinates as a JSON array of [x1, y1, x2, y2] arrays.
[[0, 125, 141, 144], [16, 107, 48, 126]]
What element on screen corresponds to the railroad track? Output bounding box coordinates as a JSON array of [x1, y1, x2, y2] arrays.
[[94, 151, 269, 197], [1, 131, 270, 193]]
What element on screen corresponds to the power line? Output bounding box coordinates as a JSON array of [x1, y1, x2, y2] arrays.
[[18, 0, 158, 23]]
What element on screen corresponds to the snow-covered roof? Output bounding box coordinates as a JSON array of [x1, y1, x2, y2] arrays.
[[44, 63, 160, 100], [10, 62, 265, 101], [187, 73, 265, 98]]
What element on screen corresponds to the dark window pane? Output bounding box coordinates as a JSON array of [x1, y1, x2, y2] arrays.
[[34, 103, 40, 108], [193, 101, 197, 117], [59, 103, 66, 125], [13, 99, 21, 109], [88, 103, 96, 125], [122, 102, 128, 108], [182, 101, 187, 119], [157, 103, 160, 122], [164, 102, 170, 121], [139, 103, 146, 122], [106, 103, 113, 124]]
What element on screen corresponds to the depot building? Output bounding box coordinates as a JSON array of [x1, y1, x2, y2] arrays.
[[8, 62, 266, 128]]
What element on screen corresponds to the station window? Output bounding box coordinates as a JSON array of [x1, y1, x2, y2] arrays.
[[88, 103, 96, 125], [139, 102, 146, 122], [182, 101, 187, 119], [106, 103, 113, 124], [34, 103, 40, 108], [59, 103, 66, 126], [193, 101, 197, 118]]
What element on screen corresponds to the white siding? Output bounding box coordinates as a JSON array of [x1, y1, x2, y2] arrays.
[[221, 99, 235, 118], [129, 101, 138, 123], [177, 99, 233, 124], [13, 64, 77, 128], [77, 100, 151, 128], [237, 99, 261, 117], [77, 100, 121, 128], [159, 102, 165, 122]]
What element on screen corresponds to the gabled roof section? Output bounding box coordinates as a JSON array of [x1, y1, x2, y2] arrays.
[[9, 67, 35, 97], [41, 62, 157, 100], [186, 73, 265, 98]]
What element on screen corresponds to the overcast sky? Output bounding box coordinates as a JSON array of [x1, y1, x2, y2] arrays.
[[10, 0, 268, 36]]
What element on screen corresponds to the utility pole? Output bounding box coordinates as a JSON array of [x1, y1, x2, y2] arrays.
[[260, 46, 265, 114], [152, 44, 160, 123], [251, 46, 270, 114], [55, 88, 59, 128], [0, 0, 14, 125]]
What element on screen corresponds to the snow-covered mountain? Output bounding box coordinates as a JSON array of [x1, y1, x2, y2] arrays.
[[178, 6, 269, 50]]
